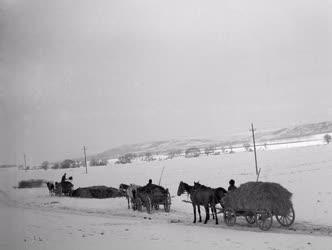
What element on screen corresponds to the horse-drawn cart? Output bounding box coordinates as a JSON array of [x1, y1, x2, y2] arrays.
[[222, 182, 295, 231], [133, 184, 171, 214], [54, 181, 74, 196]]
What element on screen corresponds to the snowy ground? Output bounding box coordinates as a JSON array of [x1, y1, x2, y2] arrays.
[[1, 144, 332, 249]]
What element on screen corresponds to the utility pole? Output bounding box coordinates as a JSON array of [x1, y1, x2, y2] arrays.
[[24, 153, 27, 171], [158, 166, 166, 186], [250, 123, 260, 181], [83, 146, 88, 174]]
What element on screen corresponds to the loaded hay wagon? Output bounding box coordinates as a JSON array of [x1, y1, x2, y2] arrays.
[[132, 183, 171, 214], [222, 182, 295, 231]]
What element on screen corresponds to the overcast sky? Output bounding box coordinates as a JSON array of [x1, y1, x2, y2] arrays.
[[1, 0, 331, 165]]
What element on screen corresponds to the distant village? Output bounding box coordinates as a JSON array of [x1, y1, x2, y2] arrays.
[[13, 133, 331, 171]]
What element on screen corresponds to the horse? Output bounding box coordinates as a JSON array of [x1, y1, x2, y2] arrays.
[[55, 181, 73, 196], [46, 182, 55, 196], [54, 182, 62, 196], [119, 183, 129, 195], [126, 184, 141, 209], [193, 182, 227, 207], [119, 184, 130, 208], [193, 182, 227, 219], [177, 181, 218, 224]]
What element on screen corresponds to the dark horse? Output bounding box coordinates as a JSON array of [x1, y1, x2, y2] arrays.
[[193, 182, 227, 219], [46, 182, 55, 196], [193, 182, 227, 207], [177, 181, 218, 224]]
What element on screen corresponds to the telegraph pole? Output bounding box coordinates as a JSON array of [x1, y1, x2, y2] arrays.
[[83, 146, 88, 174], [24, 153, 27, 171], [158, 166, 166, 186], [250, 123, 260, 181]]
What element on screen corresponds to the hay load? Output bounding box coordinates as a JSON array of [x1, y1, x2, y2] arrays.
[[222, 182, 293, 215], [72, 186, 122, 199], [17, 179, 47, 188]]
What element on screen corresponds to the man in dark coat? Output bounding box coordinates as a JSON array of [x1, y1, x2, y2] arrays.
[[228, 179, 237, 192], [61, 173, 67, 183]]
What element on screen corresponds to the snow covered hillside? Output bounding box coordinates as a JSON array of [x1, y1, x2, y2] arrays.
[[88, 121, 332, 161]]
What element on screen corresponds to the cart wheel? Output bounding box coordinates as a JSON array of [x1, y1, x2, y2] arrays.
[[245, 214, 256, 224], [224, 208, 236, 226], [256, 209, 273, 231], [276, 205, 295, 227], [145, 196, 152, 214], [164, 191, 171, 212], [136, 198, 143, 212]]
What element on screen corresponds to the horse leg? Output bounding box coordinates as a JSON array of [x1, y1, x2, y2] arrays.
[[127, 196, 130, 209], [198, 205, 202, 222], [213, 205, 218, 224], [204, 205, 210, 224], [211, 206, 215, 219], [192, 203, 197, 223]]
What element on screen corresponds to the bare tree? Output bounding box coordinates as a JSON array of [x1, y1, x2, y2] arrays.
[[324, 134, 331, 144], [144, 152, 155, 162], [52, 162, 61, 169], [117, 153, 136, 164], [185, 147, 201, 158], [90, 158, 107, 166], [221, 146, 226, 153], [204, 146, 215, 155], [41, 161, 49, 170], [243, 143, 251, 152], [167, 150, 182, 159]]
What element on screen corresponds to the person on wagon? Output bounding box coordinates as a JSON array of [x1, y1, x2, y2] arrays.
[[228, 179, 237, 192], [61, 173, 67, 183]]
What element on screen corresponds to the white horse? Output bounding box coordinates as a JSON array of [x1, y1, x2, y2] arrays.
[[119, 183, 141, 209], [127, 184, 141, 209]]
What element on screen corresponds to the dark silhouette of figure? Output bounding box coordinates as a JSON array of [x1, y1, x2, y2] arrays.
[[148, 179, 152, 185], [228, 179, 237, 192], [46, 182, 55, 195], [61, 173, 67, 183]]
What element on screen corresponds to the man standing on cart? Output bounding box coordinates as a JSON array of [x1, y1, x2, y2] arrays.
[[228, 179, 237, 192]]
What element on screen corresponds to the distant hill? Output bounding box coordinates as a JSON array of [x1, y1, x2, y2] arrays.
[[254, 121, 332, 141], [88, 121, 332, 160]]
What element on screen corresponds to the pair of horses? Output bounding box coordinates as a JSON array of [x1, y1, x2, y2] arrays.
[[47, 181, 74, 196], [177, 181, 227, 225]]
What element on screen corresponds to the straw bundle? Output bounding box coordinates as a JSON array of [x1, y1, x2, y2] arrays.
[[222, 182, 293, 215], [72, 186, 122, 199], [18, 179, 46, 188]]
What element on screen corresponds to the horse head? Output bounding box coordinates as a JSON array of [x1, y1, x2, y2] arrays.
[[177, 181, 184, 196], [119, 183, 128, 190], [194, 181, 202, 189]]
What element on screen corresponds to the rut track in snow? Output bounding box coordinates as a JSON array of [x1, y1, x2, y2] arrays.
[[1, 188, 332, 238]]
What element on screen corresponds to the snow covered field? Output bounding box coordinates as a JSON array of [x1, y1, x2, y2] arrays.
[[1, 144, 332, 249]]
